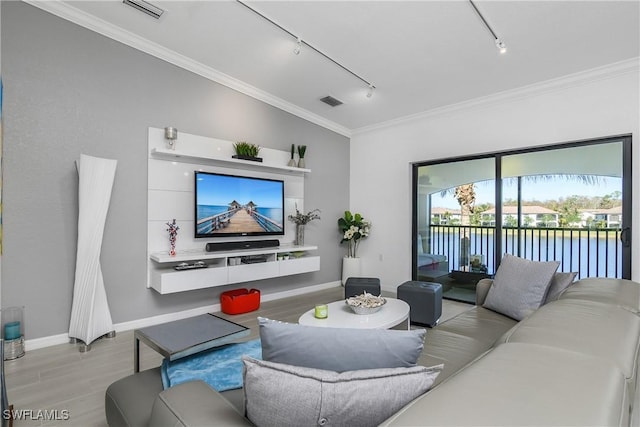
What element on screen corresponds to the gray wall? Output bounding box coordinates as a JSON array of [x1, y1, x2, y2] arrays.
[[1, 2, 349, 340]]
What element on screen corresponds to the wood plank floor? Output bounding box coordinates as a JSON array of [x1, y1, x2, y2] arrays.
[[4, 286, 472, 426]]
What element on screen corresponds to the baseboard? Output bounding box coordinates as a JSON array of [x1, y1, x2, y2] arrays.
[[25, 281, 342, 351], [25, 333, 71, 351]]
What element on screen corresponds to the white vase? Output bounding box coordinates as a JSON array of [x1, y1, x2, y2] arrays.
[[342, 257, 361, 285]]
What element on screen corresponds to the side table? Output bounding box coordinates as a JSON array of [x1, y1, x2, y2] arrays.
[[133, 313, 249, 372]]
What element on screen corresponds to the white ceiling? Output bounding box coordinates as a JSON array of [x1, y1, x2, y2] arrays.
[[40, 1, 640, 135]]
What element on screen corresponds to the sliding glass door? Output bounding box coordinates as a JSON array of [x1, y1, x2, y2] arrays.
[[413, 135, 632, 303], [414, 157, 496, 303]]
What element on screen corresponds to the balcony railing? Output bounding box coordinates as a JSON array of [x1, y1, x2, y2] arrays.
[[425, 225, 622, 279]]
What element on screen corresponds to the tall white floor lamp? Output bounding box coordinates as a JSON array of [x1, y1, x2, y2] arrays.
[[68, 154, 117, 352]]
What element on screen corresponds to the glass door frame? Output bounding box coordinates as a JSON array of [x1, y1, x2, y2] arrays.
[[412, 134, 632, 281]]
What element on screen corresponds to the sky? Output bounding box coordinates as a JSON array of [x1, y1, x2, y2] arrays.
[[196, 173, 283, 208], [433, 176, 622, 209]]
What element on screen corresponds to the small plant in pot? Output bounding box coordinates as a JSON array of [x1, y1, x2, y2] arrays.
[[297, 145, 307, 168], [233, 141, 262, 162], [287, 143, 296, 167]]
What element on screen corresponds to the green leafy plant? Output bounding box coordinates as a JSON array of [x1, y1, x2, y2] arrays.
[[297, 145, 307, 159], [233, 141, 261, 158], [338, 211, 371, 258], [290, 143, 295, 160]]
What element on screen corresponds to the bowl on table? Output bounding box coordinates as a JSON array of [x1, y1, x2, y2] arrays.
[[345, 292, 387, 315]]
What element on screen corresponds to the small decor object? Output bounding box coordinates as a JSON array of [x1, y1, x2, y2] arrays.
[[232, 141, 262, 162], [469, 254, 488, 273], [288, 204, 321, 246], [2, 306, 25, 360], [345, 292, 386, 315], [314, 304, 328, 319], [166, 219, 179, 256], [164, 127, 178, 150], [287, 144, 297, 167], [338, 211, 371, 258], [297, 145, 307, 168]]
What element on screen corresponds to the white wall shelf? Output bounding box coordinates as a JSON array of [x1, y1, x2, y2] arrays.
[[149, 245, 320, 294], [150, 244, 318, 263], [147, 127, 319, 294], [150, 147, 311, 174]]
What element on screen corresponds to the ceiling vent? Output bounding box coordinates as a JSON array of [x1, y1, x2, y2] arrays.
[[320, 96, 344, 107], [123, 0, 164, 19]]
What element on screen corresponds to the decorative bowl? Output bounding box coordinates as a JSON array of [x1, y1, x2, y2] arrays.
[[345, 293, 386, 315]]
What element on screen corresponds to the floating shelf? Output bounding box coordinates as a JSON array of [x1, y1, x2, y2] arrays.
[[148, 244, 320, 294], [151, 148, 311, 174]]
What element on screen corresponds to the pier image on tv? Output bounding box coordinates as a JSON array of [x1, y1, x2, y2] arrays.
[[195, 171, 285, 238]]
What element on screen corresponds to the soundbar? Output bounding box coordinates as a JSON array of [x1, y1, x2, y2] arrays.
[[205, 239, 280, 252]]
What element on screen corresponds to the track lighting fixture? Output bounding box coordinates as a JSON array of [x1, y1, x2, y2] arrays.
[[366, 85, 375, 99], [293, 38, 302, 55], [469, 0, 508, 54], [236, 0, 376, 99]]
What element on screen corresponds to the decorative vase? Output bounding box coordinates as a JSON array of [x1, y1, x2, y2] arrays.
[[287, 158, 297, 167], [295, 224, 305, 246], [297, 158, 306, 168], [341, 256, 361, 285]]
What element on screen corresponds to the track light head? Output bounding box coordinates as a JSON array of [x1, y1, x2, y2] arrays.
[[293, 38, 302, 55], [495, 38, 507, 54], [366, 85, 375, 99]]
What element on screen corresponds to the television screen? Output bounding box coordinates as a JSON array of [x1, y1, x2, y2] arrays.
[[194, 171, 285, 238]]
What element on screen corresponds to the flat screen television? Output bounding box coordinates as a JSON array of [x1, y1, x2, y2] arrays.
[[194, 171, 285, 238]]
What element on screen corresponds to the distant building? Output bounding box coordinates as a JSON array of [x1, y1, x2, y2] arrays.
[[579, 206, 622, 228], [430, 207, 461, 224], [481, 205, 559, 227]]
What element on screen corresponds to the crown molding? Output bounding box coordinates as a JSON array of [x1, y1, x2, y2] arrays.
[[24, 0, 352, 138], [352, 57, 640, 136]]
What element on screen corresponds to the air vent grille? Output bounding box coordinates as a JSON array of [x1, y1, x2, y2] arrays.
[[123, 0, 164, 19], [320, 96, 344, 107]]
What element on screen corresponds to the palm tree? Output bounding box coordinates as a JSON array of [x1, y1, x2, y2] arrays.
[[453, 184, 475, 269]]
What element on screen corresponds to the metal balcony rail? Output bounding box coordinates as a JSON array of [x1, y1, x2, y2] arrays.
[[425, 225, 622, 279]]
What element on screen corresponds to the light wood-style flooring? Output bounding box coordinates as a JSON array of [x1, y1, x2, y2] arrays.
[[4, 286, 472, 426]]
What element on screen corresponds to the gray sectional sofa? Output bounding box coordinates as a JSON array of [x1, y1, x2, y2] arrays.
[[106, 277, 640, 426]]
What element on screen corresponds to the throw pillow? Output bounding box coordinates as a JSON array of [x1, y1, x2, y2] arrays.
[[242, 356, 442, 427], [544, 272, 578, 303], [483, 254, 559, 320], [257, 317, 425, 372]]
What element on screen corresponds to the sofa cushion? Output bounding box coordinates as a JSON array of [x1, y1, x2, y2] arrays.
[[501, 298, 640, 382], [382, 342, 629, 426], [105, 367, 164, 427], [242, 356, 442, 427], [258, 317, 425, 372], [419, 306, 517, 385], [483, 254, 559, 320], [559, 277, 640, 313]]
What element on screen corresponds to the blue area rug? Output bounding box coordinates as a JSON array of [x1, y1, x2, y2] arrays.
[[161, 339, 262, 391]]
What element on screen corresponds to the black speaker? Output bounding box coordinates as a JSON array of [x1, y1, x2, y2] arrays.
[[205, 239, 279, 252]]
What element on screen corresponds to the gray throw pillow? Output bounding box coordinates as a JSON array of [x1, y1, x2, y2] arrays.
[[483, 254, 559, 320], [242, 356, 442, 427], [544, 272, 578, 303], [258, 317, 425, 372]]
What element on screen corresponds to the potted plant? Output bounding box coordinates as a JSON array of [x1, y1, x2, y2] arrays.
[[297, 145, 307, 168], [338, 211, 371, 284], [288, 205, 321, 246], [232, 141, 262, 162], [287, 143, 296, 167]]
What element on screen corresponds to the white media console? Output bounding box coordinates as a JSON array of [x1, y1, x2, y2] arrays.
[[147, 127, 320, 294], [149, 244, 319, 294]]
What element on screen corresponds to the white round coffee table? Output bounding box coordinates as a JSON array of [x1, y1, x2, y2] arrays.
[[298, 298, 410, 330]]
